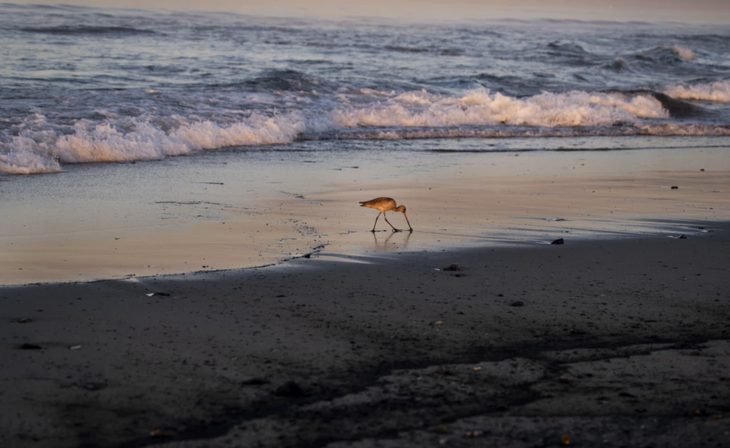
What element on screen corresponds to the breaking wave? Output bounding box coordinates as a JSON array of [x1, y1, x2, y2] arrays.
[[0, 113, 305, 174], [3, 88, 729, 175], [333, 88, 668, 128], [664, 80, 730, 103]]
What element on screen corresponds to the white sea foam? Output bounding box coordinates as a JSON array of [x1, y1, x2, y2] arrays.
[[0, 112, 306, 174], [0, 147, 61, 174], [664, 80, 730, 103], [672, 45, 695, 61], [333, 88, 668, 128], [170, 113, 305, 150], [54, 122, 191, 163], [2, 87, 727, 176]]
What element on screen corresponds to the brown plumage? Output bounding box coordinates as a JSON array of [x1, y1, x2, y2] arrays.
[[359, 197, 413, 232]]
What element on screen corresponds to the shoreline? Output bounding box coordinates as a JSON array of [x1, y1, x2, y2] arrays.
[[1, 212, 718, 289], [0, 216, 718, 289], [2, 223, 729, 447], [3, 145, 729, 286]]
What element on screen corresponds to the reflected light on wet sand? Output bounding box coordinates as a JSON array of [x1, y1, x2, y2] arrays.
[[1, 145, 729, 285]]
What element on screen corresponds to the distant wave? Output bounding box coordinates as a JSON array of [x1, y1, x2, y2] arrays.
[[20, 25, 156, 36], [672, 45, 695, 61], [244, 69, 327, 92], [634, 45, 699, 64], [384, 45, 430, 54]]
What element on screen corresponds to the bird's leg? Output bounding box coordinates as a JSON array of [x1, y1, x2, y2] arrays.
[[402, 211, 413, 232], [371, 212, 382, 232], [383, 212, 399, 232]]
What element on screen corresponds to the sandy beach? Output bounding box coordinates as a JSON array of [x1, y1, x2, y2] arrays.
[[2, 146, 730, 447], [2, 224, 729, 447], [3, 4, 730, 446]]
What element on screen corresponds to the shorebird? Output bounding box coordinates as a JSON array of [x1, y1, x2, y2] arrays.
[[359, 197, 413, 232]]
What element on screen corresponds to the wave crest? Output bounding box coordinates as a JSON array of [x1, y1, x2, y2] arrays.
[[333, 89, 667, 128], [0, 113, 305, 174], [4, 87, 728, 176], [672, 45, 696, 61], [664, 80, 730, 103]]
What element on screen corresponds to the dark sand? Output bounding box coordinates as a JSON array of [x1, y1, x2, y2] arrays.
[[2, 222, 729, 447]]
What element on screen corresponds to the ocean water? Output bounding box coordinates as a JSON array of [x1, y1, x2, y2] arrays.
[[1, 3, 730, 175]]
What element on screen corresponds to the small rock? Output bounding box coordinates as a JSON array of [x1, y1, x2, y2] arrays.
[[671, 186, 679, 189], [274, 381, 305, 397], [510, 301, 525, 307], [551, 238, 565, 245], [443, 263, 460, 271], [678, 234, 688, 239], [13, 317, 32, 323], [18, 343, 42, 350]]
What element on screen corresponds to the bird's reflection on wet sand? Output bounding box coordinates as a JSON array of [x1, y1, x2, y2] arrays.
[[371, 228, 412, 251]]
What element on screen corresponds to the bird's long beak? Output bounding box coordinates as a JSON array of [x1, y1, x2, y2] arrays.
[[402, 211, 413, 232]]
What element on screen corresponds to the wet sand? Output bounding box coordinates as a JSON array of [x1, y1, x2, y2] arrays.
[[2, 146, 729, 285], [2, 146, 730, 447]]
